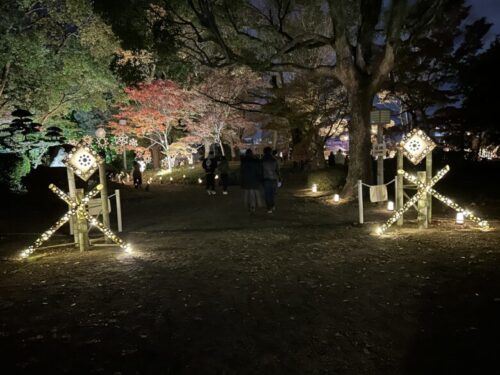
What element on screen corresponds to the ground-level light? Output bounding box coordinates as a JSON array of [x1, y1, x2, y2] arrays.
[[456, 212, 465, 224], [311, 184, 318, 193], [198, 178, 203, 184], [333, 193, 340, 202], [387, 201, 394, 211]]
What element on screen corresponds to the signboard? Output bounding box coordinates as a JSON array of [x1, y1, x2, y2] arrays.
[[372, 143, 386, 157], [370, 109, 391, 125]]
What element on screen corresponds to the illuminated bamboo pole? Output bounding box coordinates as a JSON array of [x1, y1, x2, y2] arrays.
[[396, 149, 404, 226], [66, 167, 78, 245], [426, 152, 433, 223], [404, 171, 489, 228], [377, 166, 449, 235], [98, 163, 111, 243], [83, 211, 130, 252], [76, 189, 90, 251], [417, 171, 428, 229]]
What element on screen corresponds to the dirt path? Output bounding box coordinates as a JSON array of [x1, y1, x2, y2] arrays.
[[1, 184, 499, 374]]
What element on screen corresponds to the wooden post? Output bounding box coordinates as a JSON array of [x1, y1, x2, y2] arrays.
[[377, 124, 384, 186], [98, 163, 111, 243], [396, 149, 404, 226], [66, 167, 79, 245], [75, 189, 90, 251], [426, 152, 433, 224], [358, 180, 364, 224], [116, 189, 122, 233], [417, 171, 428, 229]]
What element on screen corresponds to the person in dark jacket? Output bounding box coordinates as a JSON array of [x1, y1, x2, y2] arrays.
[[217, 155, 230, 195], [261, 147, 281, 213], [202, 151, 218, 195], [132, 161, 142, 189], [240, 149, 263, 213]]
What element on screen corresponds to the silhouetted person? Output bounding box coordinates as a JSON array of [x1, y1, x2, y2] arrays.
[[218, 155, 229, 195], [335, 149, 345, 166], [132, 161, 142, 189], [240, 149, 262, 213], [328, 151, 335, 167], [262, 146, 281, 213], [202, 151, 218, 195]]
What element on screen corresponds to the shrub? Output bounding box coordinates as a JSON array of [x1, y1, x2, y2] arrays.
[[306, 168, 346, 192], [0, 153, 31, 192]]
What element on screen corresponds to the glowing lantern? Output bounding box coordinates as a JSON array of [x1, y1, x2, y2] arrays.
[[311, 184, 318, 193], [456, 212, 464, 224], [198, 178, 203, 184], [387, 201, 394, 211], [95, 127, 106, 139], [333, 194, 340, 202]]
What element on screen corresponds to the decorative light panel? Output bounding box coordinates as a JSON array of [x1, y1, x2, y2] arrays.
[[400, 128, 436, 165], [64, 143, 102, 181]]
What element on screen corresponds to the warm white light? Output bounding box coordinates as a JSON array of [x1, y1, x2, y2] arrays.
[[95, 127, 106, 139], [456, 212, 464, 225], [387, 201, 394, 211], [169, 177, 173, 181], [333, 193, 340, 202], [215, 174, 219, 180], [198, 178, 203, 184], [311, 184, 318, 193], [183, 174, 186, 179]]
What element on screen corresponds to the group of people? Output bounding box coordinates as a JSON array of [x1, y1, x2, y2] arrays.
[[202, 147, 281, 214]]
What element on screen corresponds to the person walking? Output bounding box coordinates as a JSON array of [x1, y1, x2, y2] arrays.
[[261, 146, 281, 213], [132, 160, 142, 189], [328, 151, 335, 167], [218, 155, 230, 195], [202, 151, 218, 195], [240, 149, 262, 213]]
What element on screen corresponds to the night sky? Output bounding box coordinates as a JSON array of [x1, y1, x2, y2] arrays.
[[469, 0, 500, 45]]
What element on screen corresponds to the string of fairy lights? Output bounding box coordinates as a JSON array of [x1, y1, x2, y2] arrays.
[[376, 165, 490, 235], [20, 184, 131, 258], [403, 171, 489, 229]]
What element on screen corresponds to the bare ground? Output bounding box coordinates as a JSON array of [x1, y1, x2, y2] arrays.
[[1, 182, 499, 374]]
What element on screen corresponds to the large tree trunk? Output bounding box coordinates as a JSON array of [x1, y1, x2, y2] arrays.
[[342, 89, 374, 199]]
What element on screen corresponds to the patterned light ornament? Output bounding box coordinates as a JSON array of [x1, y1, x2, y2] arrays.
[[400, 128, 436, 165], [128, 138, 138, 147], [96, 137, 109, 148], [115, 134, 129, 147], [64, 142, 103, 181], [82, 135, 94, 145]]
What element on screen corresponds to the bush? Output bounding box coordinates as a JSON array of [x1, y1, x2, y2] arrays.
[[0, 153, 31, 192], [306, 167, 346, 192]]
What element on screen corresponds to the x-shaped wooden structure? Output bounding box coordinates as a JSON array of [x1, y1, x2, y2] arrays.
[[20, 184, 130, 258], [377, 165, 489, 235]]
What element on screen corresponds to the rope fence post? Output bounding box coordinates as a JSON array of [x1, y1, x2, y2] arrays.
[[358, 180, 364, 224], [115, 189, 123, 233]]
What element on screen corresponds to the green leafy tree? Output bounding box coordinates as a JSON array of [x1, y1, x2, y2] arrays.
[[0, 0, 121, 124]]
